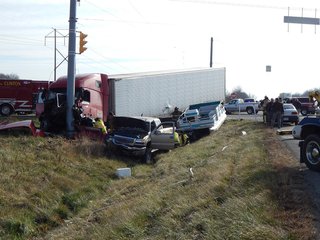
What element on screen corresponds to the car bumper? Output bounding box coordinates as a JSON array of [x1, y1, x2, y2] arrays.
[[292, 125, 302, 139], [282, 115, 299, 123], [106, 138, 147, 155]]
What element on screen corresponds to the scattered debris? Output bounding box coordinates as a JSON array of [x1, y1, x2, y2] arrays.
[[116, 168, 131, 178], [189, 168, 194, 179], [222, 146, 228, 152]]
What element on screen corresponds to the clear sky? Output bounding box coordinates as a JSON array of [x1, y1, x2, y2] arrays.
[[1, 0, 320, 100]]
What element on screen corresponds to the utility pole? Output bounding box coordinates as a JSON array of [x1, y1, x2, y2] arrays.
[[66, 0, 78, 138], [210, 37, 213, 68], [45, 28, 68, 81]]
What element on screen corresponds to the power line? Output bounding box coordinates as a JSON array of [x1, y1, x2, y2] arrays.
[[169, 0, 318, 11], [81, 0, 170, 26], [83, 0, 135, 27], [79, 49, 132, 72], [0, 34, 43, 46], [79, 17, 170, 26], [128, 0, 145, 19]]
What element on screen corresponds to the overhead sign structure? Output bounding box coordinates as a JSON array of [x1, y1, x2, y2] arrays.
[[284, 16, 320, 25], [284, 8, 319, 33]]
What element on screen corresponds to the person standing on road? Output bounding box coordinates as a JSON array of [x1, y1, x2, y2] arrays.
[[279, 98, 284, 128], [271, 98, 284, 129], [261, 96, 269, 124], [266, 98, 274, 126], [292, 98, 302, 114]]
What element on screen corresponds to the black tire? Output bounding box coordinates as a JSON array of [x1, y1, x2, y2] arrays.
[[143, 147, 152, 164], [246, 107, 254, 115], [40, 119, 50, 132], [301, 108, 308, 116], [302, 134, 320, 171], [0, 104, 13, 116]]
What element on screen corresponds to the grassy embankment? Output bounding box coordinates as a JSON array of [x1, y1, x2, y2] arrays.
[[0, 119, 316, 239]]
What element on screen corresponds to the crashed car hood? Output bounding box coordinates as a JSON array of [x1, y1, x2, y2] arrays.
[[111, 117, 150, 138], [112, 128, 148, 139]]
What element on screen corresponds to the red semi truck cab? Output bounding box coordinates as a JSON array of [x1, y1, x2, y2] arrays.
[[0, 79, 49, 116], [38, 73, 110, 132]]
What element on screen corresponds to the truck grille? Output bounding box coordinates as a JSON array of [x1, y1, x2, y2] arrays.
[[114, 135, 135, 145]]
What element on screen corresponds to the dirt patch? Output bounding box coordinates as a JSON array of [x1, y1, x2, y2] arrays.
[[266, 129, 320, 239]]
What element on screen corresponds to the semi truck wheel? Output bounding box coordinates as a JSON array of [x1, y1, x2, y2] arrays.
[[302, 134, 320, 172], [246, 107, 254, 115], [0, 104, 13, 116]]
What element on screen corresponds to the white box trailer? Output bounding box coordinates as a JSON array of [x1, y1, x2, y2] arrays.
[[108, 68, 226, 117]]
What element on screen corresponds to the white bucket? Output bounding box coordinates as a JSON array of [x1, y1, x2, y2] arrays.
[[116, 168, 131, 178]]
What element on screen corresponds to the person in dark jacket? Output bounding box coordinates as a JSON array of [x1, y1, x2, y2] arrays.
[[265, 98, 274, 126], [292, 98, 302, 113], [271, 98, 284, 128], [106, 111, 115, 132], [261, 96, 269, 124]]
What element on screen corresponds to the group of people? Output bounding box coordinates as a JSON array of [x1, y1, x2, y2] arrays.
[[261, 96, 284, 128]]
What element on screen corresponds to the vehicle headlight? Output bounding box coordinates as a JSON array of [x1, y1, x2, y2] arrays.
[[135, 136, 148, 144]]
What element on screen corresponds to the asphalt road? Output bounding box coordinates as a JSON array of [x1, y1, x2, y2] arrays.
[[229, 112, 320, 237]]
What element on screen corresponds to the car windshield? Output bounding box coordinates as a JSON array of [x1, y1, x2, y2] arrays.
[[297, 98, 310, 103], [283, 104, 295, 110]]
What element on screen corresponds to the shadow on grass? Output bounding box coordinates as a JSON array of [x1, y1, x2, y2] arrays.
[[241, 165, 316, 238]]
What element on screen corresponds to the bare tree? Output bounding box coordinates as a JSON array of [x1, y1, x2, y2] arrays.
[[225, 87, 254, 102]]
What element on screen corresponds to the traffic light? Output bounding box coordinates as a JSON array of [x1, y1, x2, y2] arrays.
[[79, 32, 88, 54]]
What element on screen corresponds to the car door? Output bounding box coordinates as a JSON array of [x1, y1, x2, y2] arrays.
[[228, 100, 238, 111], [151, 122, 175, 150]]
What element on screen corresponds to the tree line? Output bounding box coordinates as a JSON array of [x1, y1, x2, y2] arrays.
[[0, 73, 19, 80], [226, 86, 320, 103]]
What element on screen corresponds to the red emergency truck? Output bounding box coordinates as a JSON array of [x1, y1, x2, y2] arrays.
[[0, 79, 50, 116]]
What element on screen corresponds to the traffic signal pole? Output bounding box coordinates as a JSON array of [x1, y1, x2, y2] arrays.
[[66, 0, 77, 138]]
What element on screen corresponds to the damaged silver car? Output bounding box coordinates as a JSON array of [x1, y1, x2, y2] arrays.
[[105, 116, 186, 162]]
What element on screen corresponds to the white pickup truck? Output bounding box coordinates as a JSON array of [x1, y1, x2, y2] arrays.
[[224, 98, 260, 115]]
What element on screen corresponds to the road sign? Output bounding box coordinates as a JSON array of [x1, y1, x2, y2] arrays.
[[266, 65, 271, 72]]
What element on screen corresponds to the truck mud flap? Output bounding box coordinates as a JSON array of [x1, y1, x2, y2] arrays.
[[298, 140, 304, 163]]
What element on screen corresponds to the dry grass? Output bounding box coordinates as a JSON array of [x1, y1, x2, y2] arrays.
[[0, 119, 317, 239]]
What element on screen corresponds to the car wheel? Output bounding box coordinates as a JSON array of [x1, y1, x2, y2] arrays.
[[301, 109, 308, 116], [246, 107, 254, 115], [302, 134, 320, 171]]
